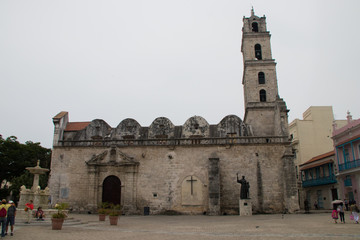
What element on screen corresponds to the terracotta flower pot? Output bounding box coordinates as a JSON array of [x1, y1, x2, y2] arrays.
[[109, 215, 119, 225], [99, 214, 106, 221], [51, 218, 65, 230]]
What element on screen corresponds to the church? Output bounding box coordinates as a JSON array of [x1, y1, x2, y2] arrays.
[[49, 9, 299, 215]]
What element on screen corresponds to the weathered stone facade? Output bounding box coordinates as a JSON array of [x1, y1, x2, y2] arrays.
[[49, 9, 299, 215]]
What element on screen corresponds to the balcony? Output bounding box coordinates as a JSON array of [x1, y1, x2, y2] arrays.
[[338, 159, 360, 172], [302, 175, 337, 188]]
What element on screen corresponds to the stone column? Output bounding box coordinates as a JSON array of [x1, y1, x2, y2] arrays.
[[87, 166, 98, 211], [123, 166, 138, 214], [282, 147, 299, 213], [208, 158, 220, 215]]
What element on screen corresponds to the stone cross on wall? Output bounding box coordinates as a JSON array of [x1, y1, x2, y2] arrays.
[[181, 176, 203, 206], [186, 176, 197, 195]]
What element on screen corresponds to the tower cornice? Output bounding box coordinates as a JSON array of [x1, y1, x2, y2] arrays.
[[243, 60, 276, 66]]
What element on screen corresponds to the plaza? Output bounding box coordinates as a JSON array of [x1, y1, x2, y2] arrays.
[[10, 212, 360, 240]]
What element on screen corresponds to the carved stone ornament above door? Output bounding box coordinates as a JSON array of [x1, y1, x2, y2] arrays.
[[86, 148, 139, 167]]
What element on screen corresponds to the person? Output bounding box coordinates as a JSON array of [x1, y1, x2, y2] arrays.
[[314, 201, 318, 210], [338, 203, 345, 223], [0, 199, 9, 238], [237, 174, 250, 199], [350, 203, 359, 224], [5, 200, 16, 236], [25, 200, 34, 224], [344, 199, 349, 211], [35, 207, 45, 221], [304, 199, 310, 213], [332, 204, 339, 223]]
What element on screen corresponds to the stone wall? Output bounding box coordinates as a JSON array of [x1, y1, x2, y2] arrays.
[[49, 142, 297, 215]]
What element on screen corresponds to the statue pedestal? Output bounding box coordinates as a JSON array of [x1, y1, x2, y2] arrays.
[[18, 186, 51, 210], [239, 199, 252, 216]]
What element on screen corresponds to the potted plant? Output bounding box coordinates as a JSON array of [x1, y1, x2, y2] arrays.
[[51, 202, 68, 230], [107, 204, 121, 225], [98, 202, 109, 221]]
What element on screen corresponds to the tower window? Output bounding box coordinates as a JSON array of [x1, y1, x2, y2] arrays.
[[255, 44, 262, 60], [252, 22, 259, 32], [259, 89, 266, 102], [258, 72, 265, 84]]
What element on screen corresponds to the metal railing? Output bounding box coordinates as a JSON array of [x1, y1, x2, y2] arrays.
[[338, 159, 360, 172], [302, 175, 337, 188]]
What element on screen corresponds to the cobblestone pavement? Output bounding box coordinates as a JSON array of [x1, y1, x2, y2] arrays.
[[6, 212, 360, 240]]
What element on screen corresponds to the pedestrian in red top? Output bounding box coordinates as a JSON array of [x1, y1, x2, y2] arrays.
[[25, 200, 34, 224]]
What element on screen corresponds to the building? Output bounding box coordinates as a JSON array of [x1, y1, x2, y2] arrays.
[[299, 151, 338, 210], [333, 112, 360, 204], [48, 9, 299, 215], [290, 106, 346, 168], [289, 106, 346, 208]]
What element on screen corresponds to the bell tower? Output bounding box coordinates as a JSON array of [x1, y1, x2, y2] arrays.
[[241, 8, 289, 137]]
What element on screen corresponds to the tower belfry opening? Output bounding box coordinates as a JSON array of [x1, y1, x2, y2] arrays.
[[252, 22, 258, 32]]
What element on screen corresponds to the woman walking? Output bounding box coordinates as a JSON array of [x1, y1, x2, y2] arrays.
[[350, 204, 359, 224], [338, 203, 345, 223]]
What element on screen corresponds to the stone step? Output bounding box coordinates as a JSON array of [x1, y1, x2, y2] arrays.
[[16, 217, 87, 226]]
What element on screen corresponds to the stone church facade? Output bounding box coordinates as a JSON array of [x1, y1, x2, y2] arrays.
[[49, 10, 299, 215]]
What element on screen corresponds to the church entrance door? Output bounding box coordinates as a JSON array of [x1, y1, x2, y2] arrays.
[[102, 176, 121, 205]]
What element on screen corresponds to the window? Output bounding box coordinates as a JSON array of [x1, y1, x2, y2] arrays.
[[345, 175, 352, 186], [255, 44, 262, 60], [258, 72, 265, 84], [344, 148, 350, 162], [259, 89, 266, 102], [296, 166, 299, 179], [252, 22, 258, 32], [319, 167, 324, 178]]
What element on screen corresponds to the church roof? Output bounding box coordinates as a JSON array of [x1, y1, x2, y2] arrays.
[[53, 111, 68, 120], [65, 122, 91, 131]]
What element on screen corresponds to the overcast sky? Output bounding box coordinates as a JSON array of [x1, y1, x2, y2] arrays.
[[1, 0, 359, 148]]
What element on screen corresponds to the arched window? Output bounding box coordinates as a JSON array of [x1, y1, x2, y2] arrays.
[[252, 22, 258, 32], [258, 72, 265, 84], [255, 44, 262, 60], [260, 89, 266, 102]]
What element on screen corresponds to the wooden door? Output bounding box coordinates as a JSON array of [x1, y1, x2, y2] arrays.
[[102, 176, 121, 205]]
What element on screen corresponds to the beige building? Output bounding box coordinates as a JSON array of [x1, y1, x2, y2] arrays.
[[289, 106, 346, 208], [49, 9, 299, 215], [290, 106, 346, 171]]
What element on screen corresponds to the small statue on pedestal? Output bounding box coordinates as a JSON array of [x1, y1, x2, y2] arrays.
[[237, 174, 250, 199]]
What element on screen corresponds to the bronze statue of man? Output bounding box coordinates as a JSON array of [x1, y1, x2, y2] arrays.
[[237, 174, 250, 199]]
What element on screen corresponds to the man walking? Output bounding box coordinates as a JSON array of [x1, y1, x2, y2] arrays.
[[0, 199, 9, 238], [5, 201, 16, 236]]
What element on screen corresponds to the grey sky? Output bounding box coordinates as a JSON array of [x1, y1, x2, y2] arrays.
[[1, 0, 359, 148]]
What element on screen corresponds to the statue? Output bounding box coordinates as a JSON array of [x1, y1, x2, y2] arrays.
[[237, 174, 250, 199]]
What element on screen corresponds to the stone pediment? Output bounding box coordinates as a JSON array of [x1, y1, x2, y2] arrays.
[[86, 148, 139, 167]]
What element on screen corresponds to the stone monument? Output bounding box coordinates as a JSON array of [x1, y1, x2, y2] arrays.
[[237, 174, 252, 216], [18, 160, 50, 209]]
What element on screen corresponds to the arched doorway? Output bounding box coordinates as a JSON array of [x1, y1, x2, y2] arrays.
[[102, 175, 121, 205]]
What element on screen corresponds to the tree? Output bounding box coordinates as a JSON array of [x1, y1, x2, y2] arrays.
[[0, 134, 51, 201]]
